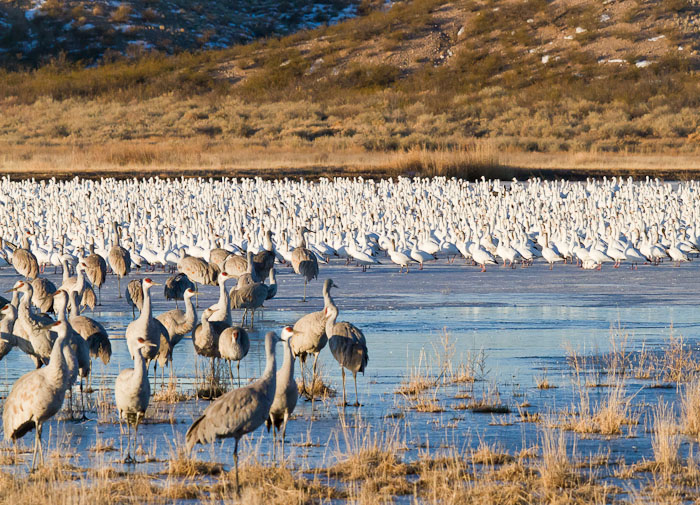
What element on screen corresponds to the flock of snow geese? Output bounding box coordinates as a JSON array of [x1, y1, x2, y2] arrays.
[[0, 174, 697, 482]]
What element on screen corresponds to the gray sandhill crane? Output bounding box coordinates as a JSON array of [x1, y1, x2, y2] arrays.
[[292, 226, 319, 302], [125, 279, 143, 319], [67, 289, 112, 366], [10, 280, 54, 367], [84, 240, 107, 305], [186, 331, 280, 495], [2, 321, 73, 470], [125, 278, 167, 383], [155, 288, 197, 387], [60, 261, 96, 311], [208, 270, 233, 325], [108, 221, 131, 298], [209, 238, 231, 271], [192, 308, 227, 386], [157, 287, 197, 350], [0, 304, 37, 362], [289, 278, 336, 396], [54, 290, 91, 418], [31, 277, 56, 314], [230, 281, 267, 328], [178, 250, 219, 307], [222, 253, 248, 280], [265, 326, 298, 459], [253, 230, 276, 281], [325, 285, 369, 407], [4, 231, 39, 280], [163, 273, 194, 310], [265, 268, 278, 302], [115, 337, 156, 463], [234, 251, 259, 288], [218, 326, 249, 386]]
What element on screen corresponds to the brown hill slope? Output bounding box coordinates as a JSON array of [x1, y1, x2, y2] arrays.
[[2, 0, 700, 178]]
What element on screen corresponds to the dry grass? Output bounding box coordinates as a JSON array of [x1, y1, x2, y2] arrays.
[[680, 379, 700, 437], [651, 400, 681, 472]]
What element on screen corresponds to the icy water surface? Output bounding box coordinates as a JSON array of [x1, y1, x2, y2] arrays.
[[0, 258, 698, 477]]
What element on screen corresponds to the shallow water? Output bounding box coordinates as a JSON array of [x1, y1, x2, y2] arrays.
[[0, 258, 698, 480]]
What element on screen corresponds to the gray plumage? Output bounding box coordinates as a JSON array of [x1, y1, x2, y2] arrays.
[[108, 222, 131, 298], [30, 277, 56, 314], [186, 331, 280, 495], [207, 270, 233, 325], [235, 251, 260, 288], [125, 279, 143, 318], [125, 278, 162, 363], [209, 238, 231, 271], [12, 281, 54, 367], [230, 281, 268, 328], [8, 231, 39, 280], [192, 308, 227, 359], [163, 273, 195, 309], [84, 240, 107, 305], [3, 322, 72, 469], [67, 290, 111, 365], [265, 326, 298, 459], [253, 230, 276, 280], [222, 253, 248, 280], [157, 287, 197, 350], [115, 337, 154, 463], [289, 278, 336, 395], [325, 284, 368, 407], [291, 226, 319, 302], [265, 268, 278, 301], [0, 304, 37, 362], [219, 326, 249, 386], [178, 253, 219, 286]]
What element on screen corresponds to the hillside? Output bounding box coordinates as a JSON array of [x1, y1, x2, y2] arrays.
[[2, 0, 700, 179], [0, 0, 359, 66]]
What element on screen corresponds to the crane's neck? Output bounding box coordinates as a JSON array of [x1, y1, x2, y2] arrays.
[[278, 338, 295, 382], [21, 235, 30, 250], [69, 290, 80, 318], [324, 306, 339, 338], [184, 295, 196, 324], [140, 285, 153, 322], [45, 332, 69, 387], [61, 259, 70, 283], [132, 346, 147, 382], [262, 336, 277, 389]]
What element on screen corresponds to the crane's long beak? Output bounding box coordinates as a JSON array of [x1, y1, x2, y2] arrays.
[[5, 287, 17, 293], [151, 282, 162, 286]]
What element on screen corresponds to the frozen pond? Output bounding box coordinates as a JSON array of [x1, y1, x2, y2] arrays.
[[0, 257, 699, 481]]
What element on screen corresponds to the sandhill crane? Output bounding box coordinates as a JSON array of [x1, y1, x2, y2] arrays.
[[253, 230, 276, 280], [125, 278, 165, 376], [67, 289, 112, 366], [115, 337, 156, 463], [265, 326, 298, 459], [325, 285, 369, 407], [289, 279, 336, 396], [2, 321, 73, 469], [30, 277, 56, 314], [186, 330, 280, 495], [163, 273, 194, 310], [53, 290, 91, 418], [0, 304, 37, 362], [155, 288, 197, 387], [108, 221, 131, 298], [222, 253, 247, 279], [209, 237, 231, 270], [84, 240, 107, 305], [5, 231, 39, 280], [291, 226, 319, 302], [230, 281, 267, 328], [235, 251, 260, 288], [125, 279, 143, 319], [218, 326, 249, 386], [178, 250, 218, 306], [10, 280, 54, 367], [59, 261, 96, 311], [208, 270, 233, 324]]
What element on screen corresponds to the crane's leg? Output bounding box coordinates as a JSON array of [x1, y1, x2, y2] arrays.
[[153, 361, 158, 393], [195, 283, 199, 308], [31, 423, 40, 470], [312, 353, 320, 393], [241, 311, 246, 327], [281, 411, 289, 460], [341, 368, 347, 407], [175, 299, 179, 310], [125, 422, 132, 463], [303, 279, 307, 302], [132, 304, 135, 319], [80, 377, 87, 420], [353, 372, 360, 407], [271, 420, 277, 462], [228, 360, 234, 385], [98, 286, 102, 306], [118, 276, 122, 298], [299, 357, 307, 396], [251, 309, 255, 329], [237, 361, 241, 388], [234, 438, 240, 496]]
